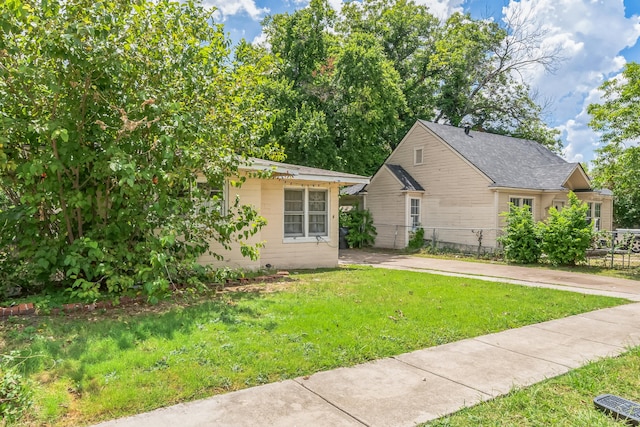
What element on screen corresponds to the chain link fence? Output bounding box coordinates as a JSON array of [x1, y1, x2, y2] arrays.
[[373, 224, 503, 256], [588, 230, 640, 269]]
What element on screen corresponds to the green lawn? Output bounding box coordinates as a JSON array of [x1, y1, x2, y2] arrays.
[[1, 266, 629, 426], [425, 346, 640, 426]]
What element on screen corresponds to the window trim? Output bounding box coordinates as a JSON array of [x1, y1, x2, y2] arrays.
[[586, 201, 602, 230], [414, 146, 424, 165], [409, 197, 421, 230], [283, 187, 330, 242], [509, 196, 534, 213]]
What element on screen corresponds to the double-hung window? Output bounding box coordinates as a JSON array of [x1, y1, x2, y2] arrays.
[[509, 197, 533, 212], [586, 202, 602, 230], [196, 182, 225, 214], [284, 188, 328, 239], [410, 198, 421, 230]]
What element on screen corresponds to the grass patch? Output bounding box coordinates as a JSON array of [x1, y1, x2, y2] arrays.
[[1, 266, 629, 426], [410, 250, 640, 281], [425, 346, 640, 426]]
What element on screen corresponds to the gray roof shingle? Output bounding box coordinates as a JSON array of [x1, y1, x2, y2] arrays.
[[386, 164, 424, 191], [419, 121, 582, 190]]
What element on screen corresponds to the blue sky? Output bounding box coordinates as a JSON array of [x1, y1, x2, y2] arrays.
[[209, 0, 640, 166]]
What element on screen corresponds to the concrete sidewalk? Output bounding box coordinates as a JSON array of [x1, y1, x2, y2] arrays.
[[95, 253, 640, 427]]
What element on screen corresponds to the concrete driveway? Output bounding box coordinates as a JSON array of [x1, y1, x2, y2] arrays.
[[339, 249, 640, 301]]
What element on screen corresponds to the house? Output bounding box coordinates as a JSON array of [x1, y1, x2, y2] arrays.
[[198, 158, 369, 270], [355, 120, 613, 251]]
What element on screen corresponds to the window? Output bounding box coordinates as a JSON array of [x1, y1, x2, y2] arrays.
[[414, 147, 424, 165], [284, 188, 328, 238], [410, 198, 421, 229], [553, 200, 565, 211], [587, 202, 602, 230], [509, 197, 533, 211], [196, 182, 224, 214]]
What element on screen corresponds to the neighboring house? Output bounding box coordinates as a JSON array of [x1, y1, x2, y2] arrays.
[[356, 120, 613, 251], [199, 158, 369, 270]]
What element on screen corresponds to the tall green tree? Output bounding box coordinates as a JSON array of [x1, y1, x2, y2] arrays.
[[338, 1, 561, 151], [588, 62, 640, 227], [256, 0, 405, 175], [0, 0, 278, 299], [254, 0, 561, 176]]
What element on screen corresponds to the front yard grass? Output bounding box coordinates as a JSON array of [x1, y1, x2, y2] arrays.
[[2, 265, 630, 426], [425, 346, 640, 426]]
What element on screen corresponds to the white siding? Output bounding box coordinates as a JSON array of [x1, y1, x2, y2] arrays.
[[369, 123, 498, 249], [198, 176, 341, 270]]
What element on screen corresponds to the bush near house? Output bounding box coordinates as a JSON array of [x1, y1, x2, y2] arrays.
[[500, 192, 594, 266], [539, 192, 594, 265], [498, 204, 541, 264], [340, 207, 377, 248]]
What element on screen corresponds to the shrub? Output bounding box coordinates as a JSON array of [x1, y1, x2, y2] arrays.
[[340, 207, 377, 248], [0, 353, 33, 424], [498, 204, 541, 264], [408, 227, 425, 251], [539, 192, 594, 265]]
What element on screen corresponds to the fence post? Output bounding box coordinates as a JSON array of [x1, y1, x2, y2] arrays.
[[610, 230, 616, 269]]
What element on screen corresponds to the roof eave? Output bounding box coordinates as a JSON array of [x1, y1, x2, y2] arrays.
[[279, 174, 370, 185]]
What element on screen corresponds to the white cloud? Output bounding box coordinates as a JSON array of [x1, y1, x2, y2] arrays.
[[502, 0, 640, 164], [414, 0, 464, 21], [206, 0, 269, 21]]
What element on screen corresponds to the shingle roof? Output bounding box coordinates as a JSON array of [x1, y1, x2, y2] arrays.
[[386, 164, 424, 191], [341, 183, 368, 195], [419, 121, 582, 190]]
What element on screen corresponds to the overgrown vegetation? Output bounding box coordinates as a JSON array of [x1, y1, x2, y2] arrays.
[[1, 267, 625, 425], [0, 0, 280, 301], [0, 352, 34, 424], [539, 193, 594, 265], [499, 192, 594, 265], [340, 207, 377, 248], [498, 204, 542, 264], [408, 227, 426, 251]]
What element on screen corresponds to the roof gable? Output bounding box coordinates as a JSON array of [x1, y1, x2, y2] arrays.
[[418, 121, 590, 191]]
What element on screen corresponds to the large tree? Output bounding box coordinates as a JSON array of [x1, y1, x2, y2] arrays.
[[588, 62, 640, 227], [338, 1, 562, 151], [256, 0, 561, 174], [0, 0, 278, 299], [256, 0, 406, 175]]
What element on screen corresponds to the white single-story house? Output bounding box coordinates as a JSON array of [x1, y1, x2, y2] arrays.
[[199, 158, 369, 270], [346, 120, 613, 251]]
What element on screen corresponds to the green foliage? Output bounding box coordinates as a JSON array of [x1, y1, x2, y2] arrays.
[[498, 204, 541, 264], [250, 0, 560, 176], [408, 227, 425, 251], [590, 143, 640, 228], [0, 352, 34, 423], [539, 193, 594, 266], [1, 267, 623, 425], [340, 208, 377, 248], [0, 0, 279, 299], [588, 62, 640, 227]]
